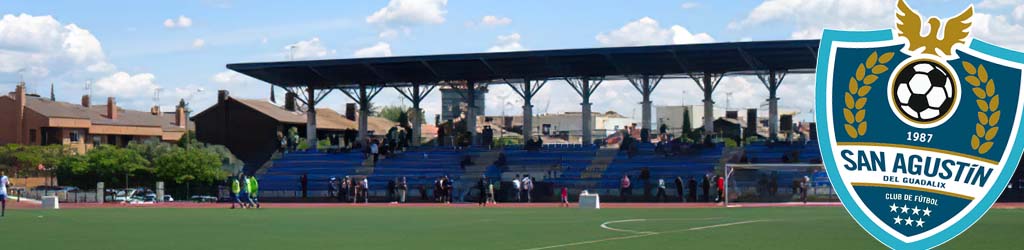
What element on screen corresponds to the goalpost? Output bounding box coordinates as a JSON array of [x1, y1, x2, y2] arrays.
[[724, 163, 831, 207]]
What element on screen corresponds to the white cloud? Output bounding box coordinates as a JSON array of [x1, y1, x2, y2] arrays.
[[211, 70, 248, 84], [1014, 5, 1024, 20], [192, 38, 205, 48], [366, 0, 447, 26], [480, 15, 512, 26], [260, 37, 268, 44], [0, 14, 113, 79], [972, 12, 1024, 50], [730, 0, 893, 39], [163, 15, 193, 28], [487, 33, 524, 52], [285, 37, 334, 59], [680, 2, 700, 9], [979, 0, 1021, 9], [595, 17, 713, 46], [93, 72, 159, 98], [354, 42, 392, 57], [670, 25, 714, 44], [379, 29, 399, 39]]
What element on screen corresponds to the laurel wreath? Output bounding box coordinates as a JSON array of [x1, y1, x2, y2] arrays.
[[963, 61, 1000, 154], [843, 51, 895, 139]]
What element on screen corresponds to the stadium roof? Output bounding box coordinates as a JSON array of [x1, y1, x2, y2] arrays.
[[227, 40, 819, 89]]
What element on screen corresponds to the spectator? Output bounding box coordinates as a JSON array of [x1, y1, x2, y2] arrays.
[[340, 176, 350, 202], [512, 174, 522, 202], [701, 175, 710, 202], [674, 177, 684, 202], [370, 140, 380, 164], [361, 177, 369, 203], [688, 176, 698, 202], [716, 175, 725, 203], [387, 178, 396, 202], [620, 175, 631, 202], [300, 174, 309, 199], [801, 175, 810, 204], [398, 177, 408, 203], [478, 175, 488, 207], [656, 178, 667, 202], [487, 181, 496, 204], [444, 176, 454, 204], [328, 177, 337, 198], [522, 175, 533, 203], [561, 186, 569, 207]]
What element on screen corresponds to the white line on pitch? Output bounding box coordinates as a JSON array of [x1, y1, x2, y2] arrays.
[[520, 219, 767, 250]]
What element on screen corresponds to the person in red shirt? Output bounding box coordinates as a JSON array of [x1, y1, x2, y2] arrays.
[[716, 175, 725, 202], [560, 186, 569, 207]]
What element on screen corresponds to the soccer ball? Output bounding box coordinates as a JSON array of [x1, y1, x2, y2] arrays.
[[892, 61, 956, 122]]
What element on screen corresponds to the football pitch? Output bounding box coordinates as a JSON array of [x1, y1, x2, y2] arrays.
[[2, 206, 1021, 249]]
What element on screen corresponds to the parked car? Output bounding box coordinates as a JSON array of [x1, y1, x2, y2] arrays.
[[190, 195, 217, 202]]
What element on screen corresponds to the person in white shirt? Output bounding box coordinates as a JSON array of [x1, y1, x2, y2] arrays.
[[656, 178, 667, 202], [522, 175, 533, 203], [370, 141, 380, 164], [512, 174, 522, 202], [1, 170, 9, 217], [361, 178, 370, 203]]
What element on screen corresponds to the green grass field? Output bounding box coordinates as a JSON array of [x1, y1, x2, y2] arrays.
[[2, 206, 1021, 249]]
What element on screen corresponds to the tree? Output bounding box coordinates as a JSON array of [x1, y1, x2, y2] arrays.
[[201, 144, 244, 174], [378, 105, 408, 123], [154, 147, 225, 184], [84, 145, 150, 188], [682, 108, 692, 134]]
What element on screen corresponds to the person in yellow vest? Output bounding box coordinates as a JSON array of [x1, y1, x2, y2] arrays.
[[231, 177, 244, 209], [247, 176, 260, 208]]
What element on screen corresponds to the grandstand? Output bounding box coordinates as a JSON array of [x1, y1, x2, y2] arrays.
[[255, 140, 824, 202]]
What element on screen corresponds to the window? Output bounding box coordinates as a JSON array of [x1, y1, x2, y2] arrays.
[[92, 136, 102, 147], [29, 129, 36, 143], [69, 130, 81, 143]]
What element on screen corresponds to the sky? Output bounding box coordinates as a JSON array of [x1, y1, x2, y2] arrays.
[[1, 0, 1020, 123]]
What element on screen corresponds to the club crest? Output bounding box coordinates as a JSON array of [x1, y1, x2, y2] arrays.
[[815, 0, 1024, 249]]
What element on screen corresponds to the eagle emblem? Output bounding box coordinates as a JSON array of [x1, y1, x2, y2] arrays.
[[895, 0, 973, 57]]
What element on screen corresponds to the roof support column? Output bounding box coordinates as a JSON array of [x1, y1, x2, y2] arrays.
[[305, 87, 318, 150], [284, 86, 333, 151], [465, 81, 479, 146], [340, 84, 383, 143], [506, 78, 548, 141], [691, 73, 723, 137], [396, 83, 436, 147], [566, 76, 604, 146], [763, 70, 787, 142], [628, 75, 663, 143]]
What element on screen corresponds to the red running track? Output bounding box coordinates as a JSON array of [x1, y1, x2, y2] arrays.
[[6, 200, 1024, 209]]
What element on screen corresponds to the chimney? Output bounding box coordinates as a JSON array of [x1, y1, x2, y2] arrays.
[[345, 103, 356, 120], [81, 95, 90, 107], [14, 83, 25, 143], [285, 92, 297, 111], [175, 106, 186, 127], [218, 90, 230, 104], [150, 105, 161, 115], [107, 97, 118, 120]]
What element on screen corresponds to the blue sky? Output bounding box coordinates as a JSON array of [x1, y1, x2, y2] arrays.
[[0, 0, 1017, 122]]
